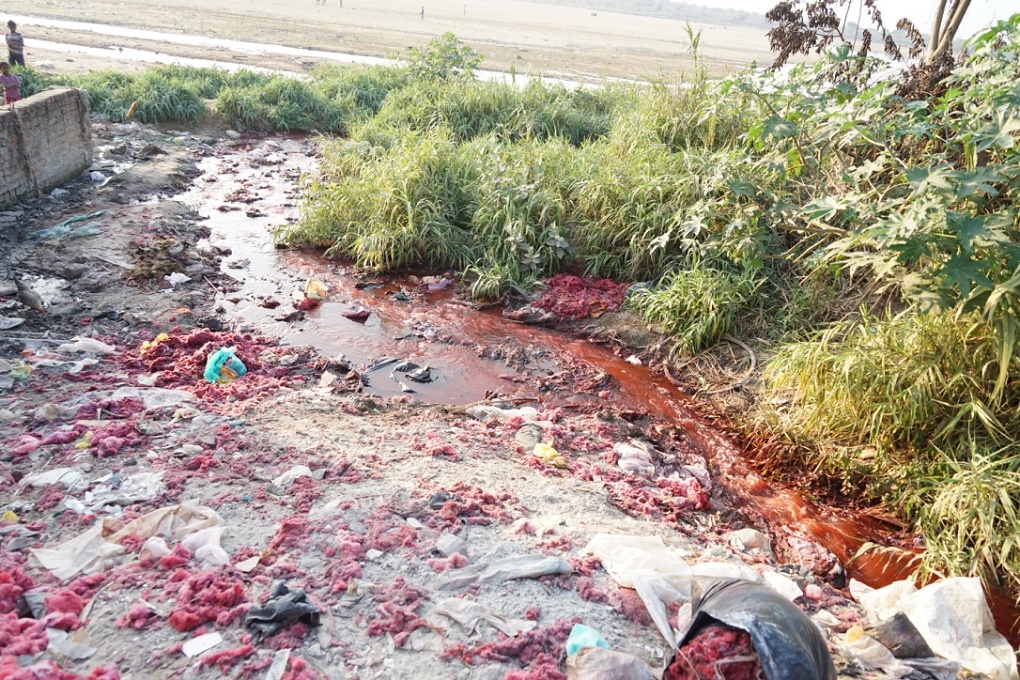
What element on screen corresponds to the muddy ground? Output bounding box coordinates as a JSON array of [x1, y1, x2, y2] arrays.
[[0, 119, 994, 679]]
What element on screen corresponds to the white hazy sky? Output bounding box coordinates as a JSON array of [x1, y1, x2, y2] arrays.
[[689, 0, 1011, 38]]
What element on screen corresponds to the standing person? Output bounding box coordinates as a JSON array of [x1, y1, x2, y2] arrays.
[[1, 61, 21, 109], [5, 21, 24, 67], [420, 6, 425, 20]]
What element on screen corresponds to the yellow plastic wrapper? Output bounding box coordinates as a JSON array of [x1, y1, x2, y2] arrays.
[[305, 280, 328, 301], [9, 360, 32, 381], [1, 510, 18, 523], [140, 333, 169, 353], [534, 442, 568, 468], [75, 431, 94, 450]]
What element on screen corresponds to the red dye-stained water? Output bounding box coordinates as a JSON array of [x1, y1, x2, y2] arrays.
[[178, 135, 1020, 646]]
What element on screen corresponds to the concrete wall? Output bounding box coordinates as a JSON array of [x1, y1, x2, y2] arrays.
[[0, 87, 92, 209]]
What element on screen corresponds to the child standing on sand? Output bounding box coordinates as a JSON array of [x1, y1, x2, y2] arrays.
[[1, 61, 21, 109], [6, 21, 24, 67]]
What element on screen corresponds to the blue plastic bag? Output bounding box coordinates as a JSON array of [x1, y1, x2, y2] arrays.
[[566, 623, 610, 657], [203, 347, 247, 384]]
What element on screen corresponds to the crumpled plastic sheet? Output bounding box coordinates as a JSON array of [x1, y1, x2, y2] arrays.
[[613, 440, 658, 478], [855, 577, 1018, 680], [582, 534, 694, 647], [433, 598, 537, 637], [29, 503, 225, 580], [21, 469, 87, 492], [567, 646, 654, 680], [673, 578, 836, 680], [56, 338, 116, 355], [109, 386, 196, 410], [435, 554, 573, 590], [244, 581, 321, 641]]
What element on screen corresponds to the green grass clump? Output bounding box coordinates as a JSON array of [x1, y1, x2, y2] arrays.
[[130, 70, 207, 123], [910, 444, 1020, 591], [627, 263, 762, 354], [360, 77, 618, 146], [216, 76, 350, 133], [282, 128, 478, 268]]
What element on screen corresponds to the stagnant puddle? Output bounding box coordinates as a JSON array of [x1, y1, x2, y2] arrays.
[[177, 135, 1020, 641]]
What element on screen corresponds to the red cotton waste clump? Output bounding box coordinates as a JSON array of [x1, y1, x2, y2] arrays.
[[197, 642, 256, 673], [531, 274, 630, 320], [45, 589, 85, 617], [0, 657, 79, 680], [427, 553, 468, 573], [440, 617, 578, 669], [665, 625, 763, 680], [0, 567, 35, 613], [167, 570, 248, 632], [0, 611, 49, 657], [365, 578, 429, 648]]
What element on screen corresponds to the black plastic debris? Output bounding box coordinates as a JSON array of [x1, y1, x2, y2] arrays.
[[670, 578, 836, 680], [244, 581, 322, 641], [867, 612, 934, 659], [392, 360, 433, 383]]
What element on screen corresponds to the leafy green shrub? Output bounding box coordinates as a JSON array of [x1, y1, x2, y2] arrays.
[[404, 32, 482, 81]]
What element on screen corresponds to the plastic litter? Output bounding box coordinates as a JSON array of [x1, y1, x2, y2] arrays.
[[28, 210, 107, 240], [266, 649, 292, 680], [22, 468, 86, 491], [465, 404, 548, 425], [762, 570, 803, 602], [180, 526, 230, 567], [435, 554, 573, 590], [271, 465, 323, 488], [425, 276, 454, 291], [29, 523, 126, 580], [45, 628, 96, 661], [435, 532, 468, 558], [582, 534, 691, 589], [866, 611, 933, 659], [669, 578, 836, 680], [840, 626, 911, 676], [86, 471, 165, 509], [433, 598, 537, 636], [29, 503, 224, 579], [341, 305, 371, 321], [164, 272, 192, 287], [304, 279, 328, 300], [857, 578, 1018, 680], [110, 386, 195, 410], [56, 337, 116, 354], [514, 422, 544, 453], [726, 528, 771, 553], [565, 624, 610, 656], [244, 581, 322, 641], [203, 347, 248, 384], [533, 442, 568, 468], [392, 360, 433, 383], [181, 632, 223, 657], [614, 440, 656, 477], [0, 315, 24, 329], [567, 647, 654, 680]]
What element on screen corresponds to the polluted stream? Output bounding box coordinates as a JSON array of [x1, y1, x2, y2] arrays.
[[176, 134, 1020, 644]]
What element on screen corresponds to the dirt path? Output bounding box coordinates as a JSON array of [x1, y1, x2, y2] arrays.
[[17, 0, 774, 80]]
